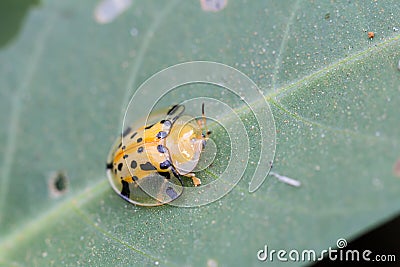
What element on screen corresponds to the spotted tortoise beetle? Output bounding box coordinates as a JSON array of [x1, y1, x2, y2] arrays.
[[106, 104, 211, 206]]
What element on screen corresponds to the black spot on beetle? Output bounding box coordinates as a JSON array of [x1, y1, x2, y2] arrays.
[[122, 127, 131, 137], [130, 160, 137, 169], [137, 147, 144, 153], [106, 162, 113, 169], [117, 163, 123, 171], [160, 120, 166, 124], [156, 131, 167, 139], [158, 171, 171, 179], [166, 186, 178, 199], [160, 160, 171, 169], [145, 123, 155, 130], [118, 142, 122, 148], [137, 137, 143, 143], [121, 180, 130, 198], [123, 154, 128, 159], [140, 162, 157, 171], [121, 145, 126, 150], [130, 132, 137, 139], [132, 176, 139, 181], [157, 145, 166, 153]]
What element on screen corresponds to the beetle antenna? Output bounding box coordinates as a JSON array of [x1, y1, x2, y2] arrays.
[[202, 103, 211, 138]]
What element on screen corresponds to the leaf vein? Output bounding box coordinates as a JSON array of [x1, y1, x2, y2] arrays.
[[271, 0, 301, 91], [267, 34, 400, 99]]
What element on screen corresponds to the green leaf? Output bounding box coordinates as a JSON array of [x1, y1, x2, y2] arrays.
[[1, 0, 399, 266]]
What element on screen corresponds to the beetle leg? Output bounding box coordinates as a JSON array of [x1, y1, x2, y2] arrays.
[[185, 173, 201, 186]]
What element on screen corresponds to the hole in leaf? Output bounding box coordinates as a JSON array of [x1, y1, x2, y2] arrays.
[[48, 171, 69, 198]]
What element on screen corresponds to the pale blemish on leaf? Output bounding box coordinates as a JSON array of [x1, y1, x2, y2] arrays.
[[393, 158, 400, 177], [200, 0, 227, 12], [94, 0, 132, 24], [207, 258, 218, 267]]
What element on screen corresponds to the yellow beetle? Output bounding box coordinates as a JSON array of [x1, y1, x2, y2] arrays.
[[106, 104, 210, 206]]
